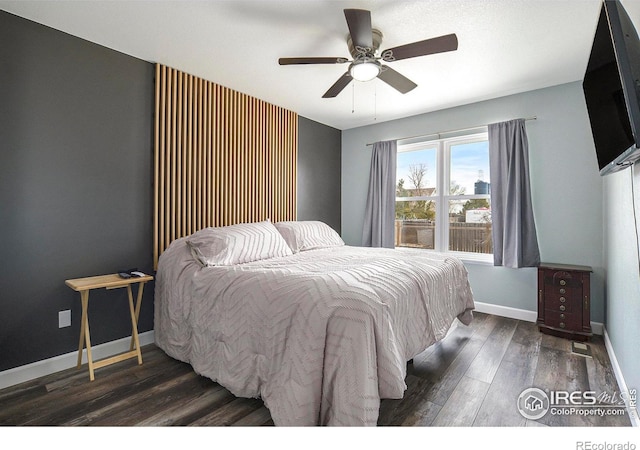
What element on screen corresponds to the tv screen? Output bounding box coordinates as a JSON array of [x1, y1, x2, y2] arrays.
[[583, 0, 640, 176]]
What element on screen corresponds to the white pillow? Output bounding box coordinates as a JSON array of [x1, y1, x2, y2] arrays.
[[186, 220, 293, 266], [274, 221, 345, 253]]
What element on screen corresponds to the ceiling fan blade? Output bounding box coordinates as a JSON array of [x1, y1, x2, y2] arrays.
[[322, 72, 352, 98], [344, 9, 373, 50], [382, 33, 458, 62], [279, 57, 348, 65], [377, 66, 417, 94]]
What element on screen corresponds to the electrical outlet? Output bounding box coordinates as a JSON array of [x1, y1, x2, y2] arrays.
[[58, 310, 71, 328]]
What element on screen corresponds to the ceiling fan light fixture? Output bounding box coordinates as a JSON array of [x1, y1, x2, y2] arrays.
[[349, 58, 381, 82], [278, 9, 458, 98]]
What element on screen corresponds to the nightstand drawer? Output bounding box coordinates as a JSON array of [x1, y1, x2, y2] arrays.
[[544, 288, 575, 313], [544, 284, 580, 299], [544, 309, 581, 331], [541, 271, 581, 289]]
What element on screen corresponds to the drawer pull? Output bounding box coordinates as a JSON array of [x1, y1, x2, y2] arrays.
[[560, 280, 566, 286], [560, 288, 566, 294], [560, 322, 566, 329], [560, 297, 566, 303], [560, 305, 566, 312], [560, 313, 565, 319]]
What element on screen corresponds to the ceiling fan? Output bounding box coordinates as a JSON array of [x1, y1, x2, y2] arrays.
[[278, 8, 458, 98]]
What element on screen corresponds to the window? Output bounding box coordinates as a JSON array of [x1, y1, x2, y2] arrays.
[[395, 132, 492, 259]]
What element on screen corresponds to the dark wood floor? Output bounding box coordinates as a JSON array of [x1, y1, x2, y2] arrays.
[[0, 312, 631, 426]]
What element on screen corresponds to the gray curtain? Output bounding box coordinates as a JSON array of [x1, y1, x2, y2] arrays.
[[362, 140, 397, 248], [489, 119, 540, 268]]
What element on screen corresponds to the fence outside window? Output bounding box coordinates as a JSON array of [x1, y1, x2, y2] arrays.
[[395, 219, 493, 254]]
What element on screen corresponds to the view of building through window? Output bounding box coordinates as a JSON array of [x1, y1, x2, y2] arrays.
[[395, 133, 492, 256]]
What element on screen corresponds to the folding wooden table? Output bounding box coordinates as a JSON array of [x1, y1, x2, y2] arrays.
[[65, 273, 153, 381]]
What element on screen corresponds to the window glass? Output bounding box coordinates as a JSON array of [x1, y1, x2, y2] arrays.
[[448, 199, 492, 254], [395, 201, 436, 249], [450, 140, 490, 195], [395, 133, 492, 257], [396, 147, 437, 198]]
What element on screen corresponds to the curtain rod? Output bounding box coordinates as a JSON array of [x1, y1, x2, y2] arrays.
[[365, 116, 537, 147]]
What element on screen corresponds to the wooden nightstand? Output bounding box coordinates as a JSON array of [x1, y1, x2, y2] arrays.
[[65, 273, 153, 380], [537, 263, 592, 341]]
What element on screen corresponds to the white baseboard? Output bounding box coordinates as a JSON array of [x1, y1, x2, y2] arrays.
[[474, 301, 538, 322], [473, 301, 604, 335], [603, 327, 639, 427], [0, 331, 155, 391]]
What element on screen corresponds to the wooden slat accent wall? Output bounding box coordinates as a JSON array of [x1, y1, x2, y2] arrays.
[[153, 64, 298, 268]]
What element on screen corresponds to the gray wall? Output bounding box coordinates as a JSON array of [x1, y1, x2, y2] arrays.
[[0, 11, 342, 373], [602, 0, 640, 409], [604, 169, 640, 401], [0, 10, 155, 371], [342, 81, 604, 322], [297, 116, 341, 232]]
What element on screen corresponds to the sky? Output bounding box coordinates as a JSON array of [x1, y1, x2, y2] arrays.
[[397, 140, 490, 196]]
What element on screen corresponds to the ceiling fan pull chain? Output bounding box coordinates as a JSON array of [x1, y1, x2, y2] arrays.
[[352, 82, 355, 114], [374, 81, 378, 121]]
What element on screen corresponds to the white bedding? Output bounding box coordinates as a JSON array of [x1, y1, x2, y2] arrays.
[[154, 238, 475, 426]]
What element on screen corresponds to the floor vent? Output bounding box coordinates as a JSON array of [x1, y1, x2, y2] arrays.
[[571, 341, 593, 358]]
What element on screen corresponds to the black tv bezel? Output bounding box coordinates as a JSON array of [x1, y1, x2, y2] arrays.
[[583, 0, 640, 176]]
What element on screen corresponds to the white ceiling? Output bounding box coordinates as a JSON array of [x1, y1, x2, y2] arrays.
[[1, 0, 637, 130]]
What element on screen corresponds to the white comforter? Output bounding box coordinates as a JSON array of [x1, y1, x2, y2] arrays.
[[154, 239, 475, 426]]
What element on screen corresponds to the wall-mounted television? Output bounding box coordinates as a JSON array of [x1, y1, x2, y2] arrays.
[[583, 0, 640, 176]]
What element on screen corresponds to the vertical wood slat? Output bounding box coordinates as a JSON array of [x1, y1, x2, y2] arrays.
[[177, 71, 184, 241], [166, 67, 171, 247], [187, 73, 192, 234], [153, 63, 161, 267], [153, 64, 298, 269]]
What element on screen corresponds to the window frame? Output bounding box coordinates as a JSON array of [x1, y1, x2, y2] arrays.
[[396, 131, 493, 263]]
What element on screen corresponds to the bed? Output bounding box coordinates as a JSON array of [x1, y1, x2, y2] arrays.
[[154, 220, 475, 426]]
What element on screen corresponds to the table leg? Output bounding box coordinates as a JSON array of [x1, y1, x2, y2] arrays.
[[79, 290, 95, 381], [77, 291, 86, 368], [126, 285, 143, 365], [129, 282, 146, 352]]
